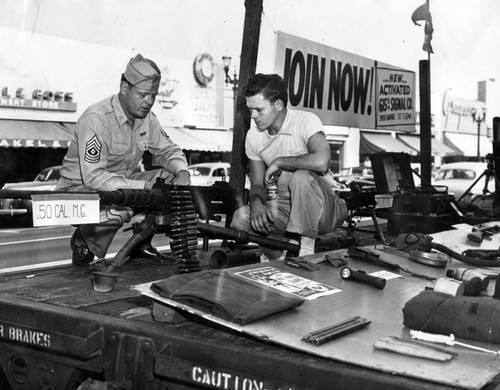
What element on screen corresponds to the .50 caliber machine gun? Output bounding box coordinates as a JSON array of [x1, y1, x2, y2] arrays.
[[0, 180, 299, 291], [93, 180, 300, 291]]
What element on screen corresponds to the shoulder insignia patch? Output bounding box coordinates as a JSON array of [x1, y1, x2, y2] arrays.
[[160, 128, 173, 143], [85, 135, 102, 163]]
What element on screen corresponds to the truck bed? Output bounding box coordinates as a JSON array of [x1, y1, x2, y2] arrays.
[[0, 233, 497, 390]]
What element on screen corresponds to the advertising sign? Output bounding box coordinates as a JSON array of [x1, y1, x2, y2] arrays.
[[376, 67, 415, 128], [275, 32, 415, 131]]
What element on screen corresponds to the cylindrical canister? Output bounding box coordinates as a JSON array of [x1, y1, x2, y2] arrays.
[[209, 249, 261, 269], [266, 183, 279, 200], [434, 277, 464, 296]]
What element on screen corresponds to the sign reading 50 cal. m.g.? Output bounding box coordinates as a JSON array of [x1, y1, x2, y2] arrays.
[[275, 31, 415, 131], [32, 193, 100, 227]]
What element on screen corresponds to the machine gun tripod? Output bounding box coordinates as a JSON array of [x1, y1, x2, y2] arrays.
[[456, 153, 500, 204], [91, 182, 300, 292]]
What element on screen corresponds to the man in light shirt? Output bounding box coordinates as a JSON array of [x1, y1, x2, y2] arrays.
[[231, 73, 347, 258]]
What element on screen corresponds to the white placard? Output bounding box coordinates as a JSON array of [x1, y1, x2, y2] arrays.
[[32, 193, 100, 226]]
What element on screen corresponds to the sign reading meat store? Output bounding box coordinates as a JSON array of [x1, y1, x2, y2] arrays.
[[0, 87, 77, 112], [274, 31, 416, 131]]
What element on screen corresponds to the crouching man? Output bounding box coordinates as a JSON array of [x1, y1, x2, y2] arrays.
[[231, 74, 347, 258], [56, 54, 190, 268]]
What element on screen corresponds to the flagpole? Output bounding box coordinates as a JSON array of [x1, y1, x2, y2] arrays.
[[412, 0, 433, 185]]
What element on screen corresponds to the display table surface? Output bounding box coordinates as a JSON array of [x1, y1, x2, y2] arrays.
[[136, 224, 500, 389]]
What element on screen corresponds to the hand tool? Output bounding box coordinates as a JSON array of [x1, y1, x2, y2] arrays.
[[340, 267, 386, 289], [374, 336, 455, 361], [467, 224, 500, 243], [347, 247, 436, 281]]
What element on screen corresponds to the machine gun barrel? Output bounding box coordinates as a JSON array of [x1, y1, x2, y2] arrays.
[[0, 188, 166, 209], [97, 188, 166, 210], [196, 222, 299, 252], [0, 186, 300, 257]]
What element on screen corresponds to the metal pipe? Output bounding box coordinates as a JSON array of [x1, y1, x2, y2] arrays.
[[196, 222, 300, 252], [209, 248, 261, 269], [493, 117, 500, 193]]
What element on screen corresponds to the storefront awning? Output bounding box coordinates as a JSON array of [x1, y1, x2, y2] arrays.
[[397, 134, 459, 156], [164, 127, 233, 152], [188, 129, 233, 152], [0, 119, 74, 148], [360, 132, 418, 155], [444, 133, 492, 157]]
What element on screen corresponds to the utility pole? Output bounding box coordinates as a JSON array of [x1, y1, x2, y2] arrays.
[[419, 60, 432, 186], [229, 0, 263, 209]]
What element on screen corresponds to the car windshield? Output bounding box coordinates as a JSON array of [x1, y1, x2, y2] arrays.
[[34, 167, 61, 182], [189, 167, 211, 177], [340, 167, 372, 176]]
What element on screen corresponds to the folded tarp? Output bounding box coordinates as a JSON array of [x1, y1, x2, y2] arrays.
[[151, 269, 304, 325]]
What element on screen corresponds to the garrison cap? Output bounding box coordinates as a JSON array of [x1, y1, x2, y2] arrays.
[[123, 54, 161, 92]]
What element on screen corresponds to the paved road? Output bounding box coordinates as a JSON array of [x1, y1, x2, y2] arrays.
[[0, 218, 178, 274]]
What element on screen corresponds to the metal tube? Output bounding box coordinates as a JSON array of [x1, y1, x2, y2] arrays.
[[209, 249, 260, 269], [196, 222, 300, 252], [493, 117, 500, 193]]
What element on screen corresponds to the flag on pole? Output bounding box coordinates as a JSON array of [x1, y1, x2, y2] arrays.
[[411, 0, 433, 53]]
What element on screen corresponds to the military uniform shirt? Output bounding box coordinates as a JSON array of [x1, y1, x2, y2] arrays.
[[58, 94, 188, 191]]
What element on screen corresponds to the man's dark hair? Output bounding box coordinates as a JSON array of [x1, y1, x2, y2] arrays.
[[120, 74, 133, 86], [243, 73, 288, 107]]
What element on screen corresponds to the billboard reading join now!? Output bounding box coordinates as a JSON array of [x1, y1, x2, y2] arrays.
[[274, 32, 416, 131]]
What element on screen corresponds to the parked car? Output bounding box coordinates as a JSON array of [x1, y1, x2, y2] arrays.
[[433, 162, 488, 201], [0, 165, 61, 227], [334, 166, 375, 190], [188, 162, 250, 188]]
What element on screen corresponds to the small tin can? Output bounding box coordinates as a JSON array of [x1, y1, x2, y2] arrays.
[[266, 183, 279, 200]]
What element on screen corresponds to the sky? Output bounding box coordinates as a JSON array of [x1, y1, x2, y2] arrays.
[[2, 0, 499, 101], [260, 0, 500, 100]]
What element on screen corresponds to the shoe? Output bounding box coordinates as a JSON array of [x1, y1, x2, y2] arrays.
[[70, 229, 96, 269], [130, 245, 171, 264]]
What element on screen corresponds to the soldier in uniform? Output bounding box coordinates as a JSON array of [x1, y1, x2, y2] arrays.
[[56, 54, 190, 268]]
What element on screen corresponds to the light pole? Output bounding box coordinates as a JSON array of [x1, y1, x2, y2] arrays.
[[222, 55, 239, 114], [472, 107, 486, 161]]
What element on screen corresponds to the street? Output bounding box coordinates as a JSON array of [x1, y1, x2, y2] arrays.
[[0, 217, 175, 275]]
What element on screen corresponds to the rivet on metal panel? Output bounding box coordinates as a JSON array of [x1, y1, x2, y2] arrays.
[[142, 342, 151, 352]]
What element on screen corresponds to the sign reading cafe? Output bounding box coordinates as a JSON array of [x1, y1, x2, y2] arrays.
[[274, 31, 416, 131]]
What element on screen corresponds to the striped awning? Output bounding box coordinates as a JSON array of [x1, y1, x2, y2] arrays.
[[397, 134, 459, 156], [360, 132, 418, 155], [164, 127, 233, 152], [0, 119, 74, 148]]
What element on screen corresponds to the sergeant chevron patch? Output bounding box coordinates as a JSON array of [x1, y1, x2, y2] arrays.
[[85, 135, 102, 163], [160, 128, 173, 143]]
